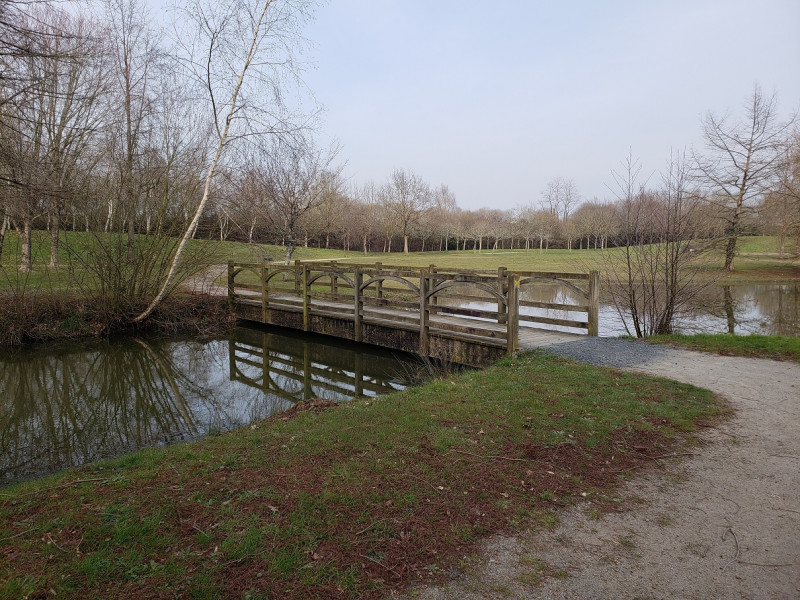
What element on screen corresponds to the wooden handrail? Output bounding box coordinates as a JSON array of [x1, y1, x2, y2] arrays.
[[228, 260, 601, 359]]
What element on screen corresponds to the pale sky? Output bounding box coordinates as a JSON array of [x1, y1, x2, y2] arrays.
[[301, 0, 800, 211]]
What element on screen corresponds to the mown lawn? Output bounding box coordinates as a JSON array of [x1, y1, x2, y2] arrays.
[[651, 333, 800, 363], [0, 350, 727, 600], [3, 233, 798, 296]]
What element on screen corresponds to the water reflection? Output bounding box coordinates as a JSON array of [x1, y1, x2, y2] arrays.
[[686, 283, 800, 336], [0, 326, 421, 485], [456, 282, 800, 337]]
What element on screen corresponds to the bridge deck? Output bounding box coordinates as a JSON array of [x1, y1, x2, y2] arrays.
[[235, 292, 584, 353], [228, 261, 597, 366]]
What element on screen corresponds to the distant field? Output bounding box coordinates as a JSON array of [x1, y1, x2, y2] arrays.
[[2, 233, 798, 295]]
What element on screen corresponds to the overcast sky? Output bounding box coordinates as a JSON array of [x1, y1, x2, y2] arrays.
[[299, 0, 800, 211]]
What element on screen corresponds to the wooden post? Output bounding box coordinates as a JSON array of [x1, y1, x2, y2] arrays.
[[302, 264, 310, 332], [353, 268, 363, 342], [588, 270, 600, 336], [227, 261, 235, 310], [506, 273, 519, 355], [497, 267, 507, 324], [261, 261, 268, 323], [330, 261, 338, 297], [375, 262, 384, 306], [429, 264, 438, 306], [419, 271, 430, 356]]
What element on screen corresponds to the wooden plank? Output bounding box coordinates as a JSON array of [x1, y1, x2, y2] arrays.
[[354, 268, 363, 342], [519, 300, 590, 312], [302, 266, 310, 332], [513, 271, 590, 280], [588, 270, 600, 336], [309, 308, 355, 320], [426, 319, 506, 339], [428, 304, 501, 320], [362, 315, 421, 333], [427, 327, 507, 347], [507, 273, 519, 353], [520, 315, 588, 329], [419, 273, 429, 355]]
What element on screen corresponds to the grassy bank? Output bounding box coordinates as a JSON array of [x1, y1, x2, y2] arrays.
[[0, 351, 726, 599], [0, 293, 236, 346], [651, 334, 800, 363]]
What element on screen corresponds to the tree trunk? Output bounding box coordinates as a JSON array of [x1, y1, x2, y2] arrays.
[[723, 230, 738, 271], [127, 218, 136, 260], [723, 286, 736, 334], [0, 214, 8, 262], [20, 217, 32, 273], [49, 211, 60, 269]]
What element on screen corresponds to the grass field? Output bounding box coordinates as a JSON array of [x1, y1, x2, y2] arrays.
[[0, 350, 726, 599], [651, 333, 800, 363], [2, 233, 798, 295]]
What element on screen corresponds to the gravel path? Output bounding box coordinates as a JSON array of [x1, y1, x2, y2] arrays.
[[405, 338, 800, 600]]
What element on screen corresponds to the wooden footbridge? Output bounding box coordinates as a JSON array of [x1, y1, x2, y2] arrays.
[[228, 260, 599, 366]]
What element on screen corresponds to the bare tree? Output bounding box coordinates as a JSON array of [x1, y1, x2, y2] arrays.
[[102, 0, 160, 251], [604, 151, 712, 337], [385, 168, 432, 254], [350, 181, 380, 254], [695, 85, 795, 271], [258, 134, 341, 263], [1, 6, 107, 271], [764, 130, 800, 254], [541, 176, 579, 222]]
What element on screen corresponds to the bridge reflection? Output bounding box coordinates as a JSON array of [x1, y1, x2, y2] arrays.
[[229, 325, 418, 402]]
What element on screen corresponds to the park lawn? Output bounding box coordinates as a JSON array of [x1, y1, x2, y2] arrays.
[[651, 334, 800, 363], [0, 350, 726, 600], [0, 232, 365, 294], [2, 233, 798, 295], [299, 236, 799, 284]]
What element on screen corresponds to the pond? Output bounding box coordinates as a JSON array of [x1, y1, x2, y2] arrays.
[[0, 325, 426, 486], [510, 282, 800, 337], [2, 282, 796, 485]]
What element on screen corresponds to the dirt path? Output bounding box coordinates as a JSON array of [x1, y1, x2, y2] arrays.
[[406, 342, 800, 600]]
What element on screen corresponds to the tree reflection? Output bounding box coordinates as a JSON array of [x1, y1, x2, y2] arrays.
[[0, 327, 421, 485]]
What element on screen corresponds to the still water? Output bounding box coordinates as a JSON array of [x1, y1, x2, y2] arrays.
[[511, 282, 800, 337], [2, 283, 797, 485], [0, 325, 424, 485]]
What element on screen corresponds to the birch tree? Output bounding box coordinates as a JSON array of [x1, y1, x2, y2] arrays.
[[134, 0, 318, 321]]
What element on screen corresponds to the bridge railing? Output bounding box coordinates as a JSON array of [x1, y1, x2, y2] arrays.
[[228, 260, 599, 355]]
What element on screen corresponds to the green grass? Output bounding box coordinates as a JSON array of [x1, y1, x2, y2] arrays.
[[651, 333, 800, 363], [3, 233, 797, 296], [0, 350, 726, 600], [0, 231, 367, 294]]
